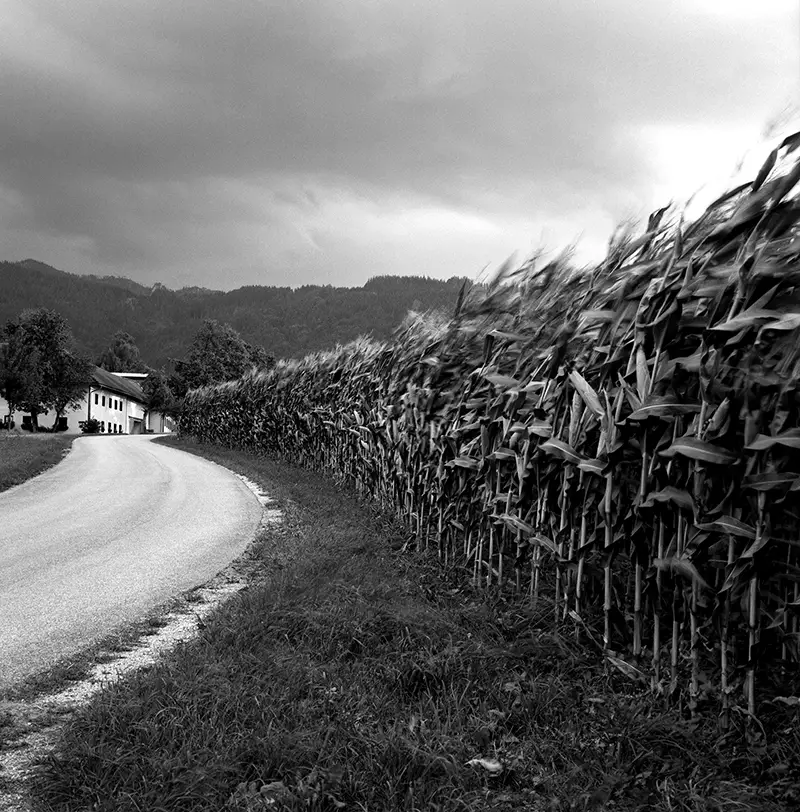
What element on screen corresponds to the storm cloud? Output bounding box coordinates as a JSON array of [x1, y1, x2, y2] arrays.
[[0, 0, 796, 288]]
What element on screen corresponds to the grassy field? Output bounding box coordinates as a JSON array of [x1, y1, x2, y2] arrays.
[[0, 433, 74, 493], [26, 437, 798, 812]]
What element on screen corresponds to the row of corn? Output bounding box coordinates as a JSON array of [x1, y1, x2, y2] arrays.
[[181, 136, 800, 721]]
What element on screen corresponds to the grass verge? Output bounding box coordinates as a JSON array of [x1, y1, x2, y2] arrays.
[[29, 438, 800, 811], [1, 597, 191, 707], [0, 433, 74, 494]]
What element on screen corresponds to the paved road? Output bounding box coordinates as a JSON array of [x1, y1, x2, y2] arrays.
[[0, 435, 262, 689]]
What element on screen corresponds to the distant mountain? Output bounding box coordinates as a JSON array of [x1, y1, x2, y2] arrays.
[[83, 274, 154, 296], [0, 261, 468, 369]]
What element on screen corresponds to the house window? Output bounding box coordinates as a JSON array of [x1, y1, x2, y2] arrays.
[[101, 421, 105, 432], [102, 395, 106, 407], [94, 393, 98, 405]]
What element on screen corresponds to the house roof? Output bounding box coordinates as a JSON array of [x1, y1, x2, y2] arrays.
[[92, 367, 146, 403]]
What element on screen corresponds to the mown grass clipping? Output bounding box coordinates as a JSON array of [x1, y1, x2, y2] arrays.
[[180, 135, 800, 723]]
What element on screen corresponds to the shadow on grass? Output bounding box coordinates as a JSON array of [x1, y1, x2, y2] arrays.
[[30, 438, 800, 811]]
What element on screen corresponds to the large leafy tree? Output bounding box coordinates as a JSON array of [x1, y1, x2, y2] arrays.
[[97, 331, 148, 372], [50, 351, 94, 428], [171, 320, 274, 397], [0, 309, 92, 429], [0, 331, 42, 422]]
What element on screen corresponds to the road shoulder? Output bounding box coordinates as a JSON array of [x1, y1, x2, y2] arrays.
[[0, 438, 286, 810]]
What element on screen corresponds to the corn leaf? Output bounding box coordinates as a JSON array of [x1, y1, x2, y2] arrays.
[[743, 471, 800, 490], [653, 557, 711, 590], [539, 438, 583, 464], [641, 487, 695, 511], [659, 438, 738, 465], [746, 430, 800, 451], [695, 516, 757, 539], [627, 397, 702, 421], [709, 308, 781, 333], [568, 370, 604, 418]]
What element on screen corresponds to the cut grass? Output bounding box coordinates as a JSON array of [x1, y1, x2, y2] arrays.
[[0, 433, 74, 494], [30, 438, 800, 811]]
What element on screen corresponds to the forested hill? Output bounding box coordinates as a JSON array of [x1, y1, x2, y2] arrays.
[[0, 260, 468, 367]]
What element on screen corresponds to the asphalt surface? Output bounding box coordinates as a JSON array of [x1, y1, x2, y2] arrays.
[[0, 435, 262, 689]]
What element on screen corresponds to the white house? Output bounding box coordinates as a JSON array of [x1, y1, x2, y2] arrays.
[[0, 367, 174, 435]]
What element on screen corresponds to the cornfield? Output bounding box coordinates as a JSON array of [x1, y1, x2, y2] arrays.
[[181, 136, 800, 723]]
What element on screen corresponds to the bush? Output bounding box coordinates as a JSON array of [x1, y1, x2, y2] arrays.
[[79, 418, 102, 434]]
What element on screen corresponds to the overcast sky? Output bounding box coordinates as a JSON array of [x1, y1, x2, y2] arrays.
[[1, 0, 797, 290]]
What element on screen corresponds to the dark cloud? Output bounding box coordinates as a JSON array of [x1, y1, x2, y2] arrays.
[[0, 0, 796, 288]]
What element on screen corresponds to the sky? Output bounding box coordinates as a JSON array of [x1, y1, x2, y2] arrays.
[[1, 0, 798, 291]]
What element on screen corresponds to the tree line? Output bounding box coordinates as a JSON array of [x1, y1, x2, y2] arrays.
[[0, 260, 467, 367], [0, 308, 274, 430]]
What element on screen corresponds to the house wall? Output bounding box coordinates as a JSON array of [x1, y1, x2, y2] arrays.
[[0, 394, 88, 434], [87, 387, 140, 434], [0, 388, 166, 434]]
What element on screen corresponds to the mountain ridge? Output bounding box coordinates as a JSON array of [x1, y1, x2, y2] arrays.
[[1, 260, 468, 368]]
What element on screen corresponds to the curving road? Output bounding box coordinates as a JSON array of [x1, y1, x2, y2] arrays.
[[0, 435, 262, 689]]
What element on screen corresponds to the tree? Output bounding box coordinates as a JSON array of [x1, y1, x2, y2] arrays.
[[97, 331, 148, 372], [141, 369, 176, 421], [247, 342, 275, 371], [0, 309, 92, 429], [0, 332, 42, 423], [171, 320, 274, 396], [50, 352, 94, 428]]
